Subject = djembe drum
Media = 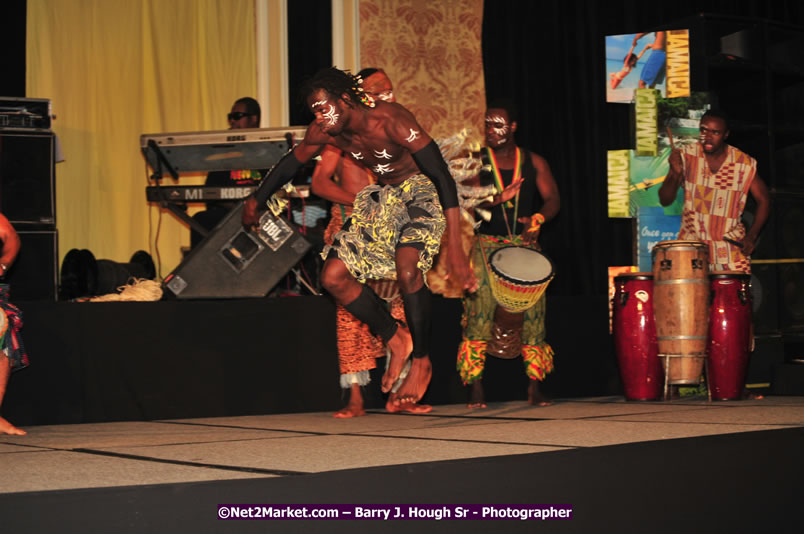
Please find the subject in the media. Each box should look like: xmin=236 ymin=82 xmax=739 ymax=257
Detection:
xmin=652 ymin=240 xmax=710 ymax=389
xmin=612 ymin=273 xmax=663 ymax=400
xmin=706 ymin=271 xmax=752 ymax=400
xmin=484 ymin=246 xmax=554 ymax=359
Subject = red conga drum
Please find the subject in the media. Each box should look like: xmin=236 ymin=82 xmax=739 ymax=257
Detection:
xmin=707 ymin=271 xmax=752 ymax=400
xmin=612 ymin=273 xmax=663 ymax=400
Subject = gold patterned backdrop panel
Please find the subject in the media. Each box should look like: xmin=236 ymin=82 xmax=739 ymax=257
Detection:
xmin=359 ymin=0 xmax=486 ymax=145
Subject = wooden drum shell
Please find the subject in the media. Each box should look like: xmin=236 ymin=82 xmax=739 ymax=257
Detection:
xmin=652 ymin=241 xmax=710 ymax=385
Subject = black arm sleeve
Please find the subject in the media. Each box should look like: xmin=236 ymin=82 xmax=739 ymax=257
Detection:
xmin=411 ymin=140 xmax=459 ymax=210
xmin=252 ymin=150 xmax=305 ymax=205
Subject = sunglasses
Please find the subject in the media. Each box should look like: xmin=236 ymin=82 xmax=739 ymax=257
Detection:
xmin=227 ymin=111 xmax=254 ymax=121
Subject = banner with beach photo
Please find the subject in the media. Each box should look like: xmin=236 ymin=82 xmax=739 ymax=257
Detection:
xmin=606 ymin=29 xmax=690 ymax=104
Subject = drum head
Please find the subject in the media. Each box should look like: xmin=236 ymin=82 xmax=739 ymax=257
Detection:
xmin=488 ymin=246 xmax=553 ymax=286
xmin=652 ymin=240 xmax=708 ymax=253
xmin=709 ymin=271 xmax=751 ymax=281
xmin=614 ymin=272 xmax=653 ymax=282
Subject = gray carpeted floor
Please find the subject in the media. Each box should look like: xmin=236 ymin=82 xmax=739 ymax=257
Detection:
xmin=2 ymin=395 xmax=802 ymax=495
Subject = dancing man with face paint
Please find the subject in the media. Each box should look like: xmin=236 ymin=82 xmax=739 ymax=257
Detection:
xmin=659 ymin=109 xmax=770 ymax=272
xmin=310 ymin=68 xmax=431 ymax=416
xmin=457 ymin=100 xmax=560 ymax=408
xmin=243 ymin=67 xmax=476 ymax=405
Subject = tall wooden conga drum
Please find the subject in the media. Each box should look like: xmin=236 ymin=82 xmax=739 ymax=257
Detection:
xmin=612 ymin=273 xmax=663 ymax=400
xmin=652 ymin=241 xmax=709 ymax=386
xmin=707 ymin=272 xmax=752 ymax=400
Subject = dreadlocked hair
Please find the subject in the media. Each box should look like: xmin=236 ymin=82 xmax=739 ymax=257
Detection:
xmin=299 ymin=67 xmax=375 ymax=109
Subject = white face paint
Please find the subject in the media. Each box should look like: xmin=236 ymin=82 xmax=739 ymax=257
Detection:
xmin=323 ymin=104 xmax=340 ymax=127
xmin=373 ymin=164 xmax=394 ymax=175
xmin=405 ymin=129 xmax=420 ymax=143
xmin=485 ymin=113 xmax=512 ymax=147
xmin=351 ymin=152 xmax=364 ymax=160
xmin=486 ymin=115 xmax=509 ymax=137
xmin=312 ymin=99 xmax=328 ymax=108
xmin=375 ymin=90 xmax=394 ymax=102
xmin=374 ymin=149 xmax=393 ymax=160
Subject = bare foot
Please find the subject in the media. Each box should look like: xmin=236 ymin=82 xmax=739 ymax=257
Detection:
xmin=333 ymin=405 xmax=366 ymax=418
xmin=527 ymin=381 xmax=552 ymax=406
xmin=386 ymin=393 xmax=432 ymax=413
xmin=0 ymin=416 xmax=26 ymax=435
xmin=392 ymin=356 xmax=432 ymax=404
xmin=334 ymin=384 xmax=366 ymax=418
xmin=467 ymin=380 xmax=487 ymax=409
xmin=381 ymin=322 xmax=413 ymax=393
xmin=743 ymin=388 xmax=764 ymax=400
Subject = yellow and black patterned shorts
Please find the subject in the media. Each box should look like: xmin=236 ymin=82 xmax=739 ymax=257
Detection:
xmin=321 ymin=174 xmax=446 ymax=281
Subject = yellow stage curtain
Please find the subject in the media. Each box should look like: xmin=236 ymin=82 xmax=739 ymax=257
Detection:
xmin=359 ymin=0 xmax=486 ymax=145
xmin=27 ymin=0 xmax=257 ymax=277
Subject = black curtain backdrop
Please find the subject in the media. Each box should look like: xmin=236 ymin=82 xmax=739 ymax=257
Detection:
xmin=482 ymin=0 xmax=804 ymax=297
xmin=6 ymin=0 xmax=804 ymax=297
xmin=1 ymin=0 xmax=26 ymax=97
xmin=288 ymin=0 xmax=332 ymax=126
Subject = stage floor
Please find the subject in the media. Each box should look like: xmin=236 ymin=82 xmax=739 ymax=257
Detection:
xmin=3 ymin=395 xmax=802 ymax=494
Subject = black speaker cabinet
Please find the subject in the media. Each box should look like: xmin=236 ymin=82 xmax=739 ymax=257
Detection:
xmin=4 ymin=229 xmax=58 ymax=301
xmin=163 ymin=202 xmax=311 ymax=299
xmin=0 ymin=130 xmax=56 ymax=227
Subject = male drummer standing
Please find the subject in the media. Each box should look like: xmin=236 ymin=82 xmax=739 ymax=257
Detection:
xmin=456 ymin=100 xmax=560 ymax=408
xmin=659 ymin=109 xmax=771 ymax=272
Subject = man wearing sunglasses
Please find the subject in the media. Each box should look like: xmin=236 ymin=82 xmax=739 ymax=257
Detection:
xmin=190 ymin=97 xmax=265 ymax=249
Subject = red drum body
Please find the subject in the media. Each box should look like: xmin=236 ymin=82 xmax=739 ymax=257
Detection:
xmin=707 ymin=272 xmax=752 ymax=400
xmin=612 ymin=273 xmax=663 ymax=400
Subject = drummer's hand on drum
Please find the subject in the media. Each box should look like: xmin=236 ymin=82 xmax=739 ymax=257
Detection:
xmin=517 ymin=217 xmax=541 ymax=249
xmin=518 ymin=213 xmax=544 ymax=249
xmin=242 ymin=196 xmax=261 ymax=230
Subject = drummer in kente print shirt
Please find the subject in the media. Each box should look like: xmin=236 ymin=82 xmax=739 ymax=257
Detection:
xmin=456 ymin=99 xmax=560 ymax=409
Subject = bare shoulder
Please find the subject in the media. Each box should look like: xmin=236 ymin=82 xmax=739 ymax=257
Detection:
xmin=529 ymin=151 xmax=552 ymax=172
xmin=0 ymin=213 xmax=16 ymax=238
xmin=376 ymin=102 xmax=431 ymax=151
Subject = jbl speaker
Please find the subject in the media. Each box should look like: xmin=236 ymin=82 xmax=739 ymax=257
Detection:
xmin=0 ymin=130 xmax=56 ymax=227
xmin=163 ymin=202 xmax=311 ymax=299
xmin=4 ymin=229 xmax=59 ymax=301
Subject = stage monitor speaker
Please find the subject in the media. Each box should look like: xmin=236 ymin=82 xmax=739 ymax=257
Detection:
xmin=720 ymin=29 xmax=760 ymax=62
xmin=0 ymin=130 xmax=56 ymax=227
xmin=4 ymin=229 xmax=58 ymax=301
xmin=163 ymin=202 xmax=311 ymax=299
